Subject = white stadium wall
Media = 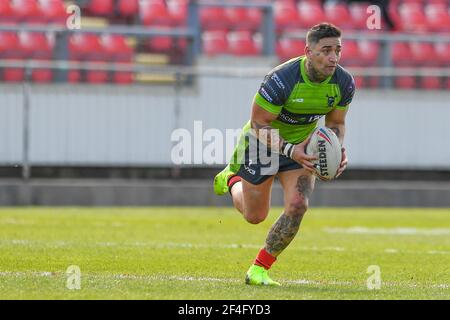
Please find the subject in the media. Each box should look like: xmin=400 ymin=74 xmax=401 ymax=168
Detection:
xmin=0 ymin=80 xmax=449 ymax=170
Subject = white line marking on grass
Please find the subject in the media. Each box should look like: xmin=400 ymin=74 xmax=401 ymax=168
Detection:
xmin=324 ymin=227 xmax=450 ymax=236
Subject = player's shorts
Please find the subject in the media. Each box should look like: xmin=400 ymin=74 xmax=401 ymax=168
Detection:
xmin=234 ymin=128 xmax=302 ymax=185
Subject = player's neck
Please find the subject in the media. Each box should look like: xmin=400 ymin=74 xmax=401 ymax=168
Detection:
xmin=305 ymin=59 xmax=327 ymax=83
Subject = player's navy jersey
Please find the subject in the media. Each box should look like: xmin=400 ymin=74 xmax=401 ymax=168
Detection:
xmin=254 ymin=56 xmax=355 ymax=143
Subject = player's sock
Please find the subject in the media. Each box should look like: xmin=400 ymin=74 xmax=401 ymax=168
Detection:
xmin=227 ymin=175 xmax=241 ymax=194
xmin=254 ymin=248 xmax=276 ymax=270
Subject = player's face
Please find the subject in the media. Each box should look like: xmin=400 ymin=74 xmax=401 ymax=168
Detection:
xmin=306 ymin=37 xmax=342 ymax=78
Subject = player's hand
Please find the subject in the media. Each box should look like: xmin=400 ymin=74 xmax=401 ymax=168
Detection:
xmin=335 ymin=147 xmax=348 ymax=178
xmin=291 ymin=137 xmax=318 ymax=174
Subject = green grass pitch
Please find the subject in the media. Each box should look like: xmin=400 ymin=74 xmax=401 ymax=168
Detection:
xmin=0 ymin=207 xmax=449 ymax=300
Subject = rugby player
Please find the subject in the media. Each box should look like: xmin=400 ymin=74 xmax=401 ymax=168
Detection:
xmin=213 ymin=23 xmax=356 ymax=286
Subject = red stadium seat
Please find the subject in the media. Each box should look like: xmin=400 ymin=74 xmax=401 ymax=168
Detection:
xmin=398 ymin=3 xmax=428 ymax=32
xmin=199 ymin=7 xmax=227 ymax=31
xmin=323 ymin=2 xmax=353 ymax=30
xmin=0 ymin=32 xmax=20 ymax=58
xmin=202 ymin=30 xmax=228 ymax=56
xmin=68 ymin=70 xmax=81 ymax=83
xmin=409 ymin=42 xmax=437 ymax=66
xmin=167 ymin=0 xmax=188 ymax=26
xmin=32 ymin=69 xmax=53 ymax=83
xmin=274 ymin=0 xmax=300 ymax=32
xmin=69 ymin=33 xmax=104 ymax=61
xmin=348 ymin=2 xmax=370 ymax=30
xmin=224 ymin=5 xmax=260 ymax=31
xmin=113 ymin=71 xmax=134 ymax=84
xmin=228 ymin=31 xmax=259 ymax=56
xmin=118 ymin=0 xmax=139 ymax=17
xmin=0 ymin=0 xmax=14 ymax=23
xmin=86 ymin=70 xmax=109 ymax=83
xmin=354 ymin=76 xmax=365 ymax=89
xmin=101 ymin=34 xmax=133 ymax=62
xmin=425 ymin=3 xmax=450 ymax=33
xmin=339 ymin=40 xmax=360 ymax=66
xmin=395 ymin=76 xmax=416 ymax=89
xmin=148 ymin=35 xmax=173 ymax=53
xmin=88 ymin=0 xmax=114 ymax=16
xmin=3 ymin=65 xmax=25 ymax=82
xmin=39 ymin=0 xmax=67 ymax=24
xmin=358 ymin=40 xmax=380 ymax=66
xmin=18 ymin=32 xmax=53 ymax=59
xmin=276 ymin=38 xmax=305 ymax=62
xmin=140 ymin=0 xmax=172 ymax=26
xmin=419 ymin=76 xmax=441 ymax=90
xmin=11 ymin=0 xmax=42 ymax=23
xmin=434 ymin=43 xmax=450 ymax=66
xmin=297 ymin=1 xmax=326 ymax=29
xmin=391 ymin=42 xmax=413 ymax=66
xmin=446 ymin=77 xmax=450 ymax=90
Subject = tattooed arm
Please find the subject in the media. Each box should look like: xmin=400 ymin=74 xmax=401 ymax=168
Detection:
xmin=251 ymin=101 xmax=317 ymax=172
xmin=325 ymin=108 xmax=348 ymax=177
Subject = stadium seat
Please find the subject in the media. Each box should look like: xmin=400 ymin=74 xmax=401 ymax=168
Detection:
xmin=391 ymin=42 xmax=413 ymax=66
xmin=425 ymin=3 xmax=450 ymax=33
xmin=202 ymin=30 xmax=228 ymax=56
xmin=118 ymin=0 xmax=139 ymax=17
xmin=353 ymin=76 xmax=364 ymax=89
xmin=348 ymin=2 xmax=370 ymax=30
xmin=0 ymin=0 xmax=14 ymax=23
xmin=39 ymin=0 xmax=67 ymax=24
xmin=227 ymin=31 xmax=259 ymax=56
xmin=274 ymin=0 xmax=301 ymax=32
xmin=276 ymin=38 xmax=305 ymax=62
xmin=113 ymin=71 xmax=134 ymax=84
xmin=224 ymin=5 xmax=260 ymax=31
xmin=68 ymin=70 xmax=81 ymax=83
xmin=434 ymin=43 xmax=450 ymax=66
xmin=419 ymin=76 xmax=441 ymax=90
xmin=358 ymin=40 xmax=380 ymax=66
xmin=148 ymin=35 xmax=173 ymax=53
xmin=2 ymin=65 xmax=25 ymax=82
xmin=88 ymin=0 xmax=114 ymax=16
xmin=395 ymin=76 xmax=416 ymax=89
xmin=323 ymin=2 xmax=353 ymax=30
xmin=297 ymin=1 xmax=326 ymax=29
xmin=86 ymin=70 xmax=109 ymax=83
xmin=11 ymin=0 xmax=42 ymax=23
xmin=0 ymin=32 xmax=19 ymax=58
xmin=101 ymin=34 xmax=134 ymax=62
xmin=69 ymin=33 xmax=105 ymax=61
xmin=140 ymin=0 xmax=173 ymax=26
xmin=18 ymin=32 xmax=53 ymax=59
xmin=409 ymin=42 xmax=437 ymax=66
xmin=339 ymin=40 xmax=360 ymax=66
xmin=167 ymin=0 xmax=188 ymax=26
xmin=398 ymin=3 xmax=428 ymax=32
xmin=199 ymin=7 xmax=228 ymax=31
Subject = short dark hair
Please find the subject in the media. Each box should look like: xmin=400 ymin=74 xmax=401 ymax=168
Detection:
xmin=306 ymin=23 xmax=342 ymax=46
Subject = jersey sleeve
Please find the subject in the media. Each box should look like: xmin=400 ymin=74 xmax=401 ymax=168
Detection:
xmin=254 ymin=60 xmax=298 ymax=115
xmin=336 ymin=74 xmax=356 ymax=110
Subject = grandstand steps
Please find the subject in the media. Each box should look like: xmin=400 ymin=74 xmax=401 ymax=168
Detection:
xmin=134 ymin=73 xmax=176 ymax=84
xmin=135 ymin=53 xmax=170 ymax=66
xmin=80 ymin=17 xmax=109 ymax=28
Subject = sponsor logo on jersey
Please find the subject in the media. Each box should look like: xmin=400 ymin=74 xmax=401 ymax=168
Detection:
xmin=292 ymin=98 xmax=304 ymax=103
xmin=271 ymin=73 xmax=286 ymax=90
xmin=277 ymin=109 xmax=324 ymax=125
xmin=260 ymin=88 xmax=273 ymax=103
xmin=326 ymin=94 xmax=337 ymax=107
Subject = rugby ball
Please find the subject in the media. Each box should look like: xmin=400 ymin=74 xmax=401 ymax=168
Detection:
xmin=306 ymin=126 xmax=342 ymax=180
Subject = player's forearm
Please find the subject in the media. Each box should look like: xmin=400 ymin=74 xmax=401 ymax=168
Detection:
xmin=327 ymin=123 xmax=346 ymax=145
xmin=251 ymin=119 xmax=286 ymax=153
